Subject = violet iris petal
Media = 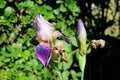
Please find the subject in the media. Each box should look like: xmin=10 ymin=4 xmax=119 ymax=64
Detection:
xmin=34 ymin=13 xmax=54 ymax=42
xmin=35 ymin=43 xmax=51 ymax=67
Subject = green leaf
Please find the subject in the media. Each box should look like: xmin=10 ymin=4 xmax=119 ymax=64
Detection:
xmin=22 ymin=50 xmax=30 ymax=60
xmin=70 ymin=36 xmax=78 ymax=47
xmin=0 ymin=62 xmax=4 ymax=67
xmin=63 ymin=41 xmax=72 ymax=52
xmin=53 ymin=9 xmax=60 ymax=15
xmin=0 ymin=33 xmax=7 ymax=45
xmin=32 ymin=59 xmax=38 ymax=68
xmin=55 ymin=21 xmax=67 ymax=30
xmin=8 ymin=0 xmax=13 ymax=2
xmin=21 ymin=15 xmax=31 ymax=24
xmin=1 ymin=46 xmax=6 ymax=54
xmin=76 ymin=72 xmax=82 ymax=77
xmin=31 ymin=4 xmax=40 ymax=16
xmin=62 ymin=70 xmax=70 ymax=80
xmin=62 ymin=28 xmax=74 ymax=36
xmin=0 ymin=0 xmax=6 ymax=8
xmin=4 ymin=6 xmax=15 ymax=17
xmin=60 ymin=5 xmax=67 ymax=12
xmin=76 ymin=50 xmax=86 ymax=72
xmin=70 ymin=70 xmax=78 ymax=80
xmin=3 ymin=58 xmax=10 ymax=62
xmin=55 ymin=67 xmax=62 ymax=80
xmin=23 ymin=1 xmax=34 ymax=8
xmin=27 ymin=28 xmax=35 ymax=37
xmin=86 ymin=45 xmax=92 ymax=54
xmin=76 ymin=50 xmax=86 ymax=80
xmin=58 ymin=62 xmax=63 ymax=70
xmin=56 ymin=0 xmax=64 ymax=4
xmin=63 ymin=53 xmax=73 ymax=70
xmin=6 ymin=45 xmax=14 ymax=53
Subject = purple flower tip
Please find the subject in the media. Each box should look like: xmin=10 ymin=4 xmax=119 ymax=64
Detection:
xmin=55 ymin=31 xmax=71 ymax=44
xmin=35 ymin=43 xmax=51 ymax=67
xmin=76 ymin=19 xmax=86 ymax=38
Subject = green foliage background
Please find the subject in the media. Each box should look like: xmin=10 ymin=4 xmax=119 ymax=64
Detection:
xmin=0 ymin=0 xmax=120 ymax=80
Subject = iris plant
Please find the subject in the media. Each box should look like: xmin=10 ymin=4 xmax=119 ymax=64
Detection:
xmin=76 ymin=19 xmax=105 ymax=80
xmin=30 ymin=13 xmax=105 ymax=80
xmin=76 ymin=19 xmax=87 ymax=80
xmin=30 ymin=14 xmax=71 ymax=67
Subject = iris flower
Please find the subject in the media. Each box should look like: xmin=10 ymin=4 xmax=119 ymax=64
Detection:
xmin=30 ymin=14 xmax=71 ymax=67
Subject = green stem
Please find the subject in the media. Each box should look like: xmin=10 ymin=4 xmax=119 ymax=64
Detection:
xmin=81 ymin=71 xmax=84 ymax=80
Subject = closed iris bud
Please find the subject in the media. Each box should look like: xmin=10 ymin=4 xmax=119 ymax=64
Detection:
xmin=76 ymin=19 xmax=87 ymax=55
